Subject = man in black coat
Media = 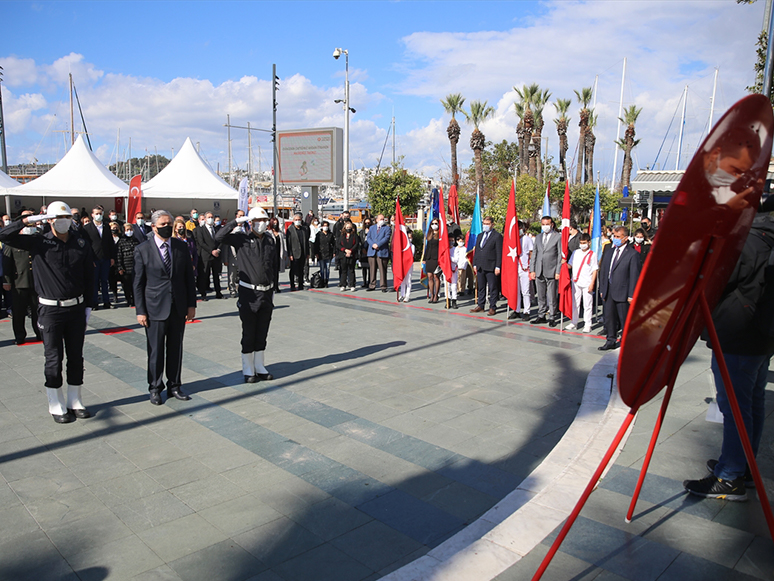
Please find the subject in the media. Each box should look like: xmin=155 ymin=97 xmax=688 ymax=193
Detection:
xmin=131 ymin=211 xmax=151 ymax=244
xmin=193 ymin=211 xmax=223 ymax=300
xmin=82 ymin=205 xmax=116 ymax=309
xmin=2 ymin=210 xmax=41 ymax=344
xmin=133 ymin=210 xmax=197 ymax=405
xmin=471 ymin=215 xmax=503 ymax=316
xmin=598 ymin=225 xmax=641 ymax=350
xmin=286 ymin=212 xmax=309 ymax=291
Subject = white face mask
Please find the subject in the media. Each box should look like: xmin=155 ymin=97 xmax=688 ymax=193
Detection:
xmin=254 ymin=221 xmax=268 ymax=234
xmin=634 ymin=237 xmax=644 ymax=244
xmin=322 ymin=226 xmax=329 ymax=231
xmin=93 ymin=214 xmax=103 ymax=223
xmin=294 ymin=220 xmax=302 ymax=227
xmin=541 ymin=224 xmax=551 ymax=234
xmin=580 ymin=243 xmax=589 ymax=251
xmin=482 ymin=224 xmax=491 ymax=233
xmin=53 ymin=218 xmax=71 ymax=234
xmin=707 ymin=167 xmax=737 ymax=188
xmin=457 ymin=241 xmax=465 ymax=247
xmin=109 ymin=215 xmax=117 ymax=221
xmin=377 ymin=220 xmax=385 ymax=227
xmin=431 ymin=224 xmax=439 ymax=231
xmin=3 ymin=219 xmax=10 ymax=226
xmin=206 ymin=217 xmax=214 ymax=226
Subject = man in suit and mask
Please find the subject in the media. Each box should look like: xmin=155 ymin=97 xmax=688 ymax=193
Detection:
xmin=133 ymin=210 xmax=197 ymax=405
xmin=131 ymin=211 xmax=151 ymax=244
xmin=286 ymin=212 xmax=310 ymax=291
xmin=530 ymin=215 xmax=563 ymax=327
xmin=597 ymin=225 xmax=640 ymax=350
xmin=82 ymin=205 xmax=116 ymax=309
xmin=194 ymin=211 xmax=223 ymax=300
xmin=470 ymin=215 xmax=503 ymax=316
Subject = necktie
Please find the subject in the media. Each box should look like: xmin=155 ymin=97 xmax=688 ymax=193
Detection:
xmin=481 ymin=232 xmax=489 ymax=247
xmin=543 ymin=233 xmax=548 ymax=246
xmin=609 ymin=247 xmax=621 ymax=279
xmin=162 ymin=242 xmax=171 ymax=275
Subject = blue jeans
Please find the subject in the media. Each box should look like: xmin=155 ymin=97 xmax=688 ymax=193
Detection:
xmin=94 ymin=258 xmax=112 ymax=306
xmin=319 ymin=259 xmax=331 ymax=282
xmin=711 ymin=352 xmax=769 ymax=481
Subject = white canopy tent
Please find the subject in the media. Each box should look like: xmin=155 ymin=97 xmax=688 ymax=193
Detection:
xmin=141 ymin=137 xmax=239 ymax=219
xmin=0 ymin=170 xmax=20 ymax=215
xmin=0 ymin=135 xmax=128 ymax=217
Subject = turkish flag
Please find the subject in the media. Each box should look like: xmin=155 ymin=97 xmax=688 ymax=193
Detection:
xmin=447 ymin=184 xmax=460 ymax=225
xmin=128 ymin=175 xmax=142 ymax=219
xmin=392 ymin=198 xmax=415 ymax=292
xmin=437 ymin=186 xmax=452 ymax=280
xmin=559 ymin=181 xmax=574 ymax=319
xmin=501 ymin=178 xmax=521 ymax=311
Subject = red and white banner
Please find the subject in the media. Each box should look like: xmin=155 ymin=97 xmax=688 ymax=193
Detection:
xmin=392 ymin=198 xmax=415 ymax=292
xmin=559 ymin=181 xmax=574 ymax=320
xmin=437 ymin=186 xmax=452 ymax=280
xmin=447 ymin=184 xmax=460 ymax=225
xmin=501 ymin=178 xmax=521 ymax=311
xmin=128 ymin=175 xmax=142 ymax=219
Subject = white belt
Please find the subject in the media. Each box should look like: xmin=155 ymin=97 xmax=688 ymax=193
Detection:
xmin=39 ymin=295 xmax=84 ymax=307
xmin=239 ymin=281 xmax=273 ymax=292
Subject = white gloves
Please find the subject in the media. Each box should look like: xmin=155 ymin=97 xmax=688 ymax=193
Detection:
xmin=235 ymin=216 xmax=250 ymax=224
xmin=26 ymin=214 xmax=53 ymax=224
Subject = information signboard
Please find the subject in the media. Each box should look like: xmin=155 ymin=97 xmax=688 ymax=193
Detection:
xmin=277 ymin=127 xmax=343 ymax=186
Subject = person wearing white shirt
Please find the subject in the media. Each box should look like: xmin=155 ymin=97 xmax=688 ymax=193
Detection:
xmin=446 ymin=236 xmax=468 ymax=309
xmin=567 ymin=233 xmax=599 ymax=332
xmin=512 ymin=223 xmax=533 ymax=320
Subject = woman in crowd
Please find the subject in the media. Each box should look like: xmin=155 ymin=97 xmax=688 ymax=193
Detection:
xmin=173 ymin=216 xmax=198 ymax=279
xmin=337 ymin=220 xmax=359 ymax=291
xmin=632 ymin=227 xmax=651 ymax=268
xmin=359 ymin=218 xmax=372 ymax=288
xmin=423 ymin=218 xmax=441 ymax=303
xmin=268 ymin=217 xmax=287 ymax=293
xmin=314 ymin=220 xmax=335 ymax=284
xmin=109 ymin=222 xmax=121 ymax=303
xmin=116 ymin=222 xmax=139 ymax=306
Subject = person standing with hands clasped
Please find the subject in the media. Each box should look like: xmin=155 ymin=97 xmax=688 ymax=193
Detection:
xmin=133 ymin=210 xmax=197 ymax=405
xmin=367 ymin=214 xmax=392 ymax=292
xmin=566 ymin=232 xmax=598 ymax=332
xmin=215 ymin=207 xmax=277 ymax=383
xmin=0 ymin=201 xmax=95 ymax=423
xmin=597 ymin=225 xmax=640 ymax=350
xmin=471 ymin=216 xmax=503 ymax=316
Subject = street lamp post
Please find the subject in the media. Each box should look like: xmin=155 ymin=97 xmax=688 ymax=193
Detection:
xmin=333 ymin=48 xmax=350 ymax=212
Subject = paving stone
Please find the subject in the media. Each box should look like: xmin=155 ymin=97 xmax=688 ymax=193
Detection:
xmin=167 ymin=540 xmax=265 ymax=581
xmin=272 ymin=542 xmax=374 ymax=581
xmin=198 ymin=494 xmax=284 ymax=536
xmin=67 ymin=534 xmax=164 ymax=581
xmin=112 ymin=490 xmax=195 ymax=532
xmin=233 ymin=515 xmax=325 ymax=568
xmin=137 ymin=513 xmax=227 ymax=562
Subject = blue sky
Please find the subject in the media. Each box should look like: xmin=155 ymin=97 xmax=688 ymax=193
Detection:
xmin=0 ymin=0 xmax=767 ymax=186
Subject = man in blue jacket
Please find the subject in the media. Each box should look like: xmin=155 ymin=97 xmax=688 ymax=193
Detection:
xmin=367 ymin=214 xmax=392 ymax=292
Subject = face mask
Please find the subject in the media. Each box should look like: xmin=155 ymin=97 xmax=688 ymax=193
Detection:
xmin=124 ymin=231 xmax=133 ymax=237
xmin=191 ymin=212 xmax=199 ymax=220
xmin=457 ymin=241 xmax=465 ymax=247
xmin=206 ymin=217 xmax=214 ymax=226
xmin=3 ymin=219 xmax=10 ymax=226
xmin=612 ymin=237 xmax=623 ymax=247
xmin=541 ymin=225 xmax=551 ymax=234
xmin=254 ymin=221 xmax=268 ymax=234
xmin=377 ymin=220 xmax=384 ymax=227
xmin=109 ymin=215 xmax=117 ymax=221
xmin=707 ymin=167 xmax=737 ymax=188
xmin=53 ymin=218 xmax=71 ymax=234
xmin=93 ymin=214 xmax=103 ymax=223
xmin=215 ymin=220 xmax=221 ymax=227
xmin=322 ymin=226 xmax=329 ymax=231
xmin=431 ymin=224 xmax=439 ymax=231
xmin=176 ymin=227 xmax=185 ymax=235
xmin=156 ymin=225 xmax=173 ymax=239
xmin=198 ymin=220 xmax=205 ymax=227
xmin=345 ymin=227 xmax=352 ymax=232
xmin=482 ymin=224 xmax=491 ymax=233
xmin=73 ymin=214 xmax=80 ymax=222
xmin=580 ymin=244 xmax=589 ymax=251
xmin=136 ymin=218 xmax=144 ymax=227
xmin=634 ymin=237 xmax=644 ymax=244
xmin=294 ymin=220 xmax=302 ymax=227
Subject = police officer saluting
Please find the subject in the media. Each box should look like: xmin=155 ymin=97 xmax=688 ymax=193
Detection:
xmin=214 ymin=206 xmax=277 ymax=382
xmin=0 ymin=201 xmax=95 ymax=423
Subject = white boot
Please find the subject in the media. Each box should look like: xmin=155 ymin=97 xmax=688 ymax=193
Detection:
xmin=66 ymin=384 xmax=90 ymax=418
xmin=46 ymin=388 xmax=73 ymax=423
xmin=253 ymin=351 xmax=273 ymax=380
xmin=242 ymin=353 xmax=257 ymax=383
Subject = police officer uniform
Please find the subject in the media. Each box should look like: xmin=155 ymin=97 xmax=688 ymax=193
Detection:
xmin=0 ymin=201 xmax=95 ymax=423
xmin=214 ymin=207 xmax=277 ymax=382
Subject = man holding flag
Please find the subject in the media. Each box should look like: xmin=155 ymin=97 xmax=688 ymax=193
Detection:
xmin=392 ymin=198 xmax=415 ymax=303
xmin=437 ymin=187 xmax=453 ymax=307
xmin=558 ymin=182 xmax=574 ymax=328
xmin=501 ymin=179 xmax=521 ymax=319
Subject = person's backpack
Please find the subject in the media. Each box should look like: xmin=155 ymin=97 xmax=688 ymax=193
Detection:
xmin=310 ymin=272 xmax=326 ymax=288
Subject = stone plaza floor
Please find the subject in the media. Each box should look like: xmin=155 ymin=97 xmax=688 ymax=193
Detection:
xmin=0 ymin=267 xmax=771 ymax=581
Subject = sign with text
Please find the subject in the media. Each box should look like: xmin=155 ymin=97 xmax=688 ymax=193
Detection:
xmin=277 ymin=127 xmax=343 ymax=186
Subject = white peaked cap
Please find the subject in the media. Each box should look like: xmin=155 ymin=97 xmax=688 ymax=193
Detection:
xmin=46 ymin=201 xmax=72 ymax=218
xmin=248 ymin=206 xmax=269 ymax=221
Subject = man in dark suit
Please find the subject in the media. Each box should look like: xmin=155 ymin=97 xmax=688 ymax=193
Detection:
xmin=82 ymin=205 xmax=116 ymax=309
xmin=133 ymin=210 xmax=197 ymax=405
xmin=530 ymin=215 xmax=563 ymax=326
xmin=366 ymin=213 xmax=392 ymax=292
xmin=598 ymin=225 xmax=641 ymax=350
xmin=131 ymin=211 xmax=151 ymax=244
xmin=471 ymin=215 xmax=503 ymax=316
xmin=286 ymin=212 xmax=310 ymax=291
xmin=193 ymin=211 xmax=223 ymax=300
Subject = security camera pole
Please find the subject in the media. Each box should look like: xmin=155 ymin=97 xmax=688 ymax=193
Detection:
xmin=333 ymin=48 xmax=350 ymax=211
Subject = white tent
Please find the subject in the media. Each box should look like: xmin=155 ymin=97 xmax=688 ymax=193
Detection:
xmin=0 ymin=135 xmax=128 ymax=216
xmin=141 ymin=137 xmax=238 ymax=218
xmin=0 ymin=170 xmax=20 ymax=189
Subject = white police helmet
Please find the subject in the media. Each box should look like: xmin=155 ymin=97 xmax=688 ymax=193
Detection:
xmin=46 ymin=201 xmax=72 ymax=218
xmin=247 ymin=206 xmax=269 ymax=221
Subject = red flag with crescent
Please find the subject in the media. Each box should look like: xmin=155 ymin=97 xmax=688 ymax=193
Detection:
xmin=501 ymin=178 xmax=521 ymax=310
xmin=392 ymin=198 xmax=415 ymax=292
xmin=128 ymin=175 xmax=142 ymax=220
xmin=447 ymin=184 xmax=460 ymax=225
xmin=437 ymin=186 xmax=452 ymax=280
xmin=559 ymin=181 xmax=574 ymax=319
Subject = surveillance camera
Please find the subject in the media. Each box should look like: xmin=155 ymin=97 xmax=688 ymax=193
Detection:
xmin=333 ymin=48 xmax=341 ymax=59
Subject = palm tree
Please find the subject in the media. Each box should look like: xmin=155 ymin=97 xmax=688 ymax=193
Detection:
xmin=585 ymin=112 xmax=598 ymax=184
xmin=441 ymin=93 xmax=466 ymax=188
xmin=465 ymin=100 xmax=496 ymax=199
xmin=574 ymin=87 xmax=593 ymax=184
xmin=513 ymin=101 xmax=526 ymax=177
xmin=514 ymin=84 xmax=539 ymax=176
xmin=553 ymin=98 xmax=572 ymax=181
xmin=531 ymin=88 xmax=552 ymax=182
xmin=614 ymin=105 xmax=643 ymax=191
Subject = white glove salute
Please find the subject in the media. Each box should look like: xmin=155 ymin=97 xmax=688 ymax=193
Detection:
xmin=25 ymin=214 xmax=54 ymax=224
xmin=235 ymin=216 xmax=250 ymax=224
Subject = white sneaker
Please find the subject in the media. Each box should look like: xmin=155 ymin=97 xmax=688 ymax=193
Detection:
xmin=583 ymin=326 xmax=592 ymax=333
xmin=339 ymin=286 xmax=346 ymax=291
xmin=348 ymin=287 xmax=356 ymax=291
xmin=403 ymin=297 xmax=410 ymax=302
xmin=565 ymin=323 xmax=576 ymax=330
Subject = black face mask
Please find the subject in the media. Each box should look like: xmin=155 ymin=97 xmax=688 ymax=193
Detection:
xmin=156 ymin=225 xmax=173 ymax=239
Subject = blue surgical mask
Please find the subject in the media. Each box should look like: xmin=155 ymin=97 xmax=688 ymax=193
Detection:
xmin=482 ymin=224 xmax=491 ymax=233
xmin=612 ymin=237 xmax=623 ymax=247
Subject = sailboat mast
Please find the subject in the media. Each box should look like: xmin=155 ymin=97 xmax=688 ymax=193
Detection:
xmin=611 ymin=57 xmax=626 ymax=191
xmin=69 ymin=73 xmax=75 ymax=146
xmin=676 ymin=86 xmax=688 ymax=170
xmin=391 ymin=113 xmax=395 ymax=166
xmin=708 ymin=68 xmax=718 ymax=130
xmin=227 ymin=114 xmax=233 ymax=187
xmin=247 ymin=121 xmax=253 ymax=196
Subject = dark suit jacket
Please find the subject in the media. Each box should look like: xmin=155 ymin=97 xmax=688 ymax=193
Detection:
xmin=133 ymin=236 xmax=197 ymax=321
xmin=194 ymin=225 xmax=221 ymax=265
xmin=286 ymin=224 xmax=309 ymax=260
xmin=83 ymin=221 xmax=116 ymax=261
xmin=598 ymin=242 xmax=641 ymax=303
xmin=530 ymin=230 xmax=562 ymax=277
xmin=472 ymin=230 xmax=503 ymax=271
xmin=131 ymin=223 xmax=150 ymax=245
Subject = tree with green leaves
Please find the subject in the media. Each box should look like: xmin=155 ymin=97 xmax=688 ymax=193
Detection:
xmin=614 ymin=105 xmax=642 ymax=192
xmin=553 ymin=98 xmax=572 ymax=181
xmin=570 ymin=182 xmax=622 ymax=224
xmin=574 ymin=86 xmax=593 ymax=184
xmin=441 ymin=93 xmax=466 ymax=188
xmin=366 ymin=162 xmax=424 ymax=218
xmin=532 ymin=87 xmax=552 ymax=183
xmin=465 ymin=100 xmax=496 ymax=200
xmin=514 ymin=84 xmax=539 ymax=176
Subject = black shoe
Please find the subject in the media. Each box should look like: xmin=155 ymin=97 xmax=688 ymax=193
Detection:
xmin=598 ymin=342 xmax=618 ymax=351
xmin=169 ymin=388 xmax=191 ymax=401
xmin=149 ymin=391 xmax=163 ymax=405
xmin=683 ymin=474 xmax=747 ymax=501
xmin=244 ymin=375 xmax=258 ymax=384
xmin=366 ymin=287 xmax=375 ymax=292
xmin=106 ymin=303 xmax=116 ymax=310
xmin=51 ymin=411 xmax=76 ymax=424
xmin=15 ymin=338 xmax=26 ymax=345
xmin=274 ymin=288 xmax=281 ymax=293
xmin=67 ymin=408 xmax=91 ymax=419
xmin=451 ymin=300 xmax=458 ymax=309
xmin=255 ymin=372 xmax=274 ymax=381
xmin=548 ymin=319 xmax=557 ymax=328
xmin=215 ymin=294 xmax=224 ymax=300
xmin=201 ymin=296 xmax=209 ymax=302
xmin=706 ymin=459 xmax=754 ymax=488
xmin=507 ymin=311 xmax=519 ymax=320
xmin=531 ymin=316 xmax=547 ymax=325
xmin=382 ymin=288 xmax=388 ymax=293
xmin=521 ymin=313 xmax=531 ymax=320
